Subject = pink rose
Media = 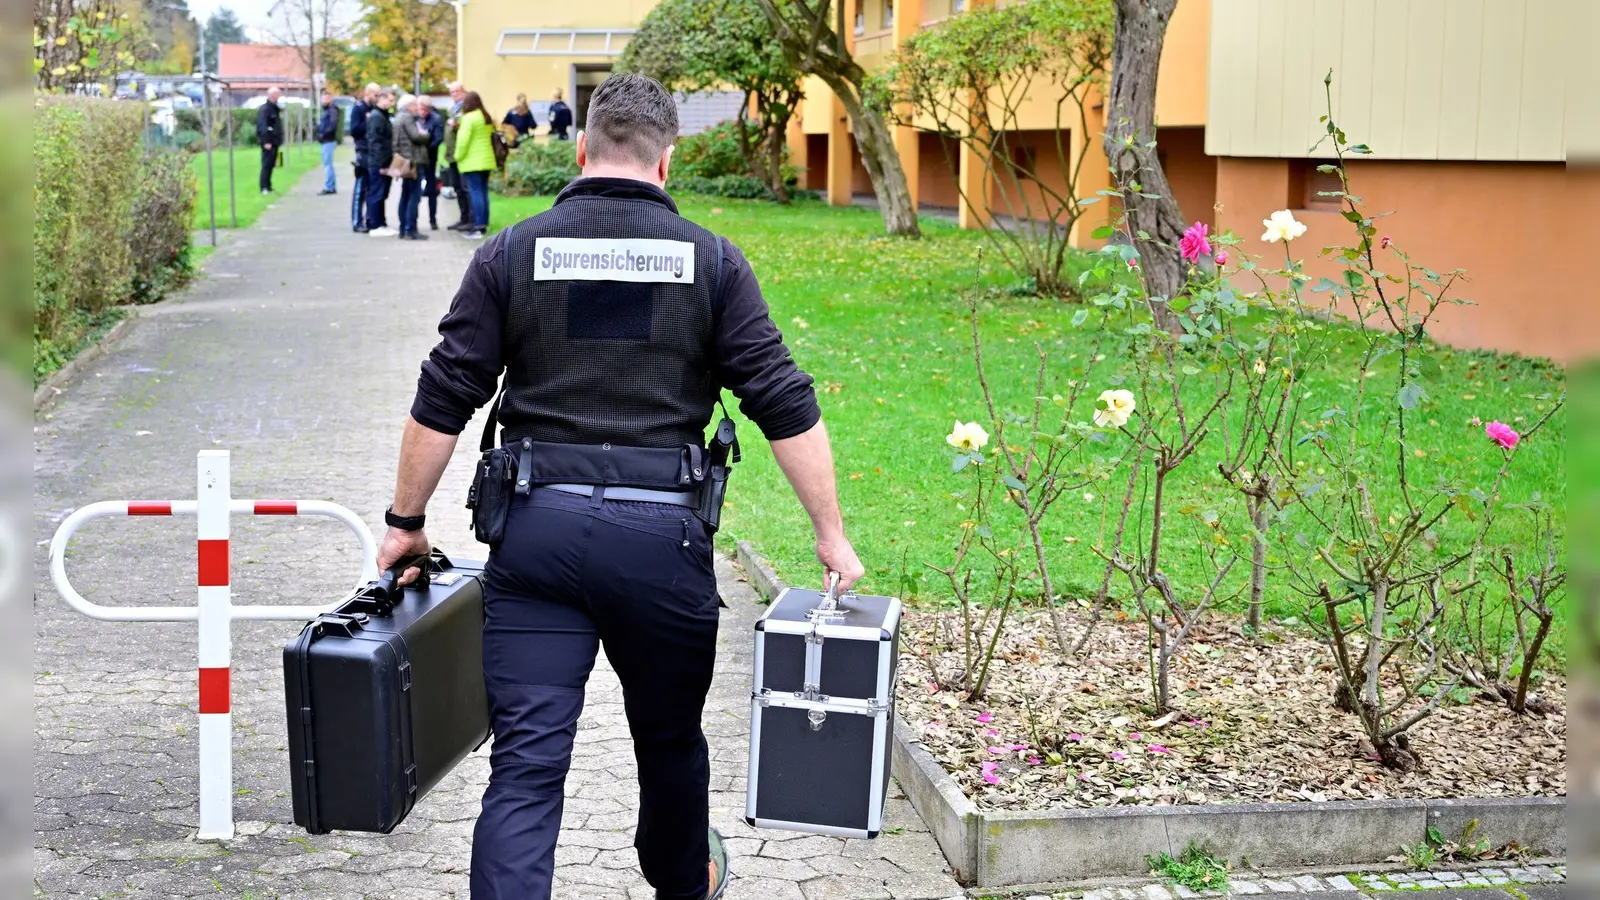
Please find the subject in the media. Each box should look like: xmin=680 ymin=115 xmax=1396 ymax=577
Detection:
xmin=1380 ymin=235 xmax=1392 ymax=249
xmin=1179 ymin=222 xmax=1212 ymax=264
xmin=1485 ymin=421 xmax=1520 ymax=450
xmin=1214 ymin=250 xmax=1228 ymax=266
xmin=1126 ymin=256 xmax=1139 ymax=269
xmin=980 ymin=761 xmax=1001 ymax=785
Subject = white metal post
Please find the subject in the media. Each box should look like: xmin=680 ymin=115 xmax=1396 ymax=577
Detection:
xmin=196 ymin=450 xmax=233 ymax=840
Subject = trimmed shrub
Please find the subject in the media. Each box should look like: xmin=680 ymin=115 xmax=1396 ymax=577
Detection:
xmin=34 ymin=95 xmax=197 ymax=382
xmin=669 ymin=174 xmax=772 ymax=199
xmin=500 ymin=141 xmax=580 ymax=196
xmin=128 ymin=149 xmax=197 ymax=304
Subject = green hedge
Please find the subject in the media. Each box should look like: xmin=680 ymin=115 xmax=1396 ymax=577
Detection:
xmin=34 ymin=95 xmax=197 ymax=383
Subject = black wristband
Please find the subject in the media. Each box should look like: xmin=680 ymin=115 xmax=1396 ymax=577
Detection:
xmin=385 ymin=506 xmax=426 ymax=531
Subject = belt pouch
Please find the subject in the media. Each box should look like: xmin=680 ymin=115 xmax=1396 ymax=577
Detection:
xmin=466 ymin=447 xmax=515 ymax=544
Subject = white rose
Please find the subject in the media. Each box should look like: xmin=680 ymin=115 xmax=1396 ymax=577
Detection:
xmin=946 ymin=420 xmax=990 ymax=451
xmin=1093 ymin=389 xmax=1136 ymax=429
xmin=1261 ymin=209 xmax=1307 ymax=243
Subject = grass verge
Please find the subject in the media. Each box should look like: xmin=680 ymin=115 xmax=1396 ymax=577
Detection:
xmin=487 ymin=192 xmax=1566 ymax=642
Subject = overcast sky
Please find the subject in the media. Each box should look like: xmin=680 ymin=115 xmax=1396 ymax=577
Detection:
xmin=189 ymin=0 xmax=364 ymax=44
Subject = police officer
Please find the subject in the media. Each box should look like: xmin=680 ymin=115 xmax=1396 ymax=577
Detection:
xmin=377 ymin=72 xmax=864 ymax=900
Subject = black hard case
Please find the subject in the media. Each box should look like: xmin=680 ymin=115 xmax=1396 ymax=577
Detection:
xmin=747 ymin=586 xmax=901 ymax=838
xmin=283 ymin=553 xmax=489 ymax=834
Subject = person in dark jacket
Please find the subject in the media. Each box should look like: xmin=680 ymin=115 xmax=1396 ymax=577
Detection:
xmin=256 ymin=86 xmax=284 ymax=194
xmin=502 ymin=93 xmax=535 ymax=145
xmin=316 ymin=90 xmax=340 ymax=195
xmin=417 ymin=99 xmax=445 ymax=230
xmin=548 ymin=87 xmax=572 ymax=140
xmin=349 ymin=83 xmax=378 ymax=231
xmin=360 ymin=88 xmax=397 ymax=235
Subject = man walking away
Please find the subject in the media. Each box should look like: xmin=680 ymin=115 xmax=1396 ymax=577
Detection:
xmin=350 ymin=83 xmax=379 ymax=230
xmin=548 ymin=87 xmax=572 ymax=140
xmin=316 ymin=90 xmax=340 ymax=195
xmin=257 ymin=86 xmax=283 ymax=194
xmin=444 ymin=81 xmax=473 ymax=230
xmin=394 ymin=94 xmax=431 ymax=240
xmin=376 ymin=71 xmax=863 ymax=900
xmin=362 ymin=88 xmax=397 ymax=236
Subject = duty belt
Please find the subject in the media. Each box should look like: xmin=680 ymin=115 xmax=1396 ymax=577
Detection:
xmin=544 ymin=483 xmax=696 ymax=507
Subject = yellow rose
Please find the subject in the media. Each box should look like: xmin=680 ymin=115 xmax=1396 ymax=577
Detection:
xmin=945 ymin=420 xmax=990 ymax=452
xmin=1261 ymin=209 xmax=1307 ymax=244
xmin=1093 ymin=389 xmax=1136 ymax=429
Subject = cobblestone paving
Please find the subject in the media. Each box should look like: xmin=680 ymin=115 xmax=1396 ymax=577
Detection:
xmin=1013 ymin=864 xmax=1567 ymax=900
xmin=33 ymin=168 xmax=965 ymax=899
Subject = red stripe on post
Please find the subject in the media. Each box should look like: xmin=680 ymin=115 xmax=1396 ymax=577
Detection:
xmin=198 ymin=667 xmax=230 ymax=714
xmin=197 ymin=539 xmax=229 ymax=586
xmin=253 ymin=501 xmax=298 ymax=515
xmin=127 ymin=502 xmax=172 ymax=516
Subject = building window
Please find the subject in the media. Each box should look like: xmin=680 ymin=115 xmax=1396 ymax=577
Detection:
xmin=952 ymin=0 xmax=964 ymax=10
xmin=854 ymin=10 xmax=865 ymax=34
xmin=883 ymin=0 xmax=894 ymax=28
xmin=1289 ymin=159 xmax=1344 ymax=211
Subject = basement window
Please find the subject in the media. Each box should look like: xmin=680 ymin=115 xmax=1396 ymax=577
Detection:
xmin=855 ymin=11 xmax=865 ymax=34
xmin=1290 ymin=159 xmax=1345 ymax=211
xmin=884 ymin=0 xmax=895 ymax=28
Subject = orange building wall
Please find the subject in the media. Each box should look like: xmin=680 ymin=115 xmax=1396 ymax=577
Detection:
xmin=919 ymin=132 xmax=962 ymax=209
xmin=1158 ymin=126 xmax=1218 ymax=230
xmin=1215 ymin=158 xmax=1600 ymax=362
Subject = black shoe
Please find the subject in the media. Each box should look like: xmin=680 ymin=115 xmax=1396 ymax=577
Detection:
xmin=708 ymin=828 xmax=728 ymax=900
xmin=354 ymin=225 xmax=370 ymax=233
xmin=411 ymin=232 xmax=429 ymax=241
xmin=448 ymin=221 xmax=469 ymax=231
xmin=317 ymin=189 xmax=335 ymax=195
xmin=429 ymin=220 xmax=439 ymax=231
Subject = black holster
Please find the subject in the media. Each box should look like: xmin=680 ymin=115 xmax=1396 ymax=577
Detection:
xmin=695 ymin=415 xmax=740 ymax=533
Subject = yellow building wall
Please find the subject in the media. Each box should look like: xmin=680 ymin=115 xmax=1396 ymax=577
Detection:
xmin=1206 ymin=0 xmax=1568 ymax=161
xmin=456 ymin=0 xmax=661 ymax=125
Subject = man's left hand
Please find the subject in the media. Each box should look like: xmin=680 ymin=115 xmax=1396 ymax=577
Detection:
xmin=377 ymin=526 xmax=431 ymax=586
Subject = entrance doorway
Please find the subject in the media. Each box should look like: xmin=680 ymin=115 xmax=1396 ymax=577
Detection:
xmin=572 ymin=65 xmax=611 ymax=131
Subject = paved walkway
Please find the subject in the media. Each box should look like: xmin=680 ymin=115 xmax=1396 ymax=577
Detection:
xmin=33 ymin=166 xmax=964 ymax=898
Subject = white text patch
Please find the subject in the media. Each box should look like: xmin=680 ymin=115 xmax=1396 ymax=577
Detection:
xmin=534 ymin=237 xmax=695 ymax=284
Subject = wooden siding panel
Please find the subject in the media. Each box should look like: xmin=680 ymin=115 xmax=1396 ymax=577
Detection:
xmin=1399 ymin=0 xmax=1444 ymax=158
xmin=1516 ymin=0 xmax=1565 ymax=160
xmin=1208 ymin=0 xmax=1562 ymax=162
xmin=1437 ymin=0 xmax=1484 ymax=160
xmin=1473 ymin=0 xmax=1525 ymax=160
xmin=1252 ymin=0 xmax=1287 ymax=154
xmin=1305 ymin=0 xmax=1345 ymax=157
xmin=1365 ymin=0 xmax=1408 ymax=158
xmin=1277 ymin=2 xmax=1318 ymax=157
xmin=1335 ymin=0 xmax=1376 ymax=156
xmin=1205 ymin=0 xmax=1258 ymax=157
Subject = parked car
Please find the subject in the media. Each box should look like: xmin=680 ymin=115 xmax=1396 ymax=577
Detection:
xmin=148 ymin=95 xmax=193 ymax=134
xmin=240 ymin=94 xmax=312 ymax=110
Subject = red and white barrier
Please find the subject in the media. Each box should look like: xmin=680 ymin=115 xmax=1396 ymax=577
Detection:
xmin=48 ymin=450 xmax=378 ymax=840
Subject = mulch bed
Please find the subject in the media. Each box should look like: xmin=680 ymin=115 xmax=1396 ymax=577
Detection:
xmin=894 ymin=607 xmax=1566 ymax=811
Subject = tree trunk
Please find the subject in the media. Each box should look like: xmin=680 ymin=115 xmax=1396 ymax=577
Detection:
xmin=1104 ymin=0 xmax=1186 ymax=334
xmin=822 ymin=72 xmax=920 ymax=236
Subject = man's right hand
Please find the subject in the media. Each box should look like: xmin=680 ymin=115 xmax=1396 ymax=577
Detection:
xmin=263 ymin=143 xmax=273 ymax=151
xmin=816 ymin=533 xmax=864 ymax=591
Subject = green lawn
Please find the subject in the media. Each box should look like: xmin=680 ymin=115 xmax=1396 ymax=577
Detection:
xmin=488 ymin=193 xmax=1566 ymax=633
xmin=189 ymin=142 xmax=322 ymax=233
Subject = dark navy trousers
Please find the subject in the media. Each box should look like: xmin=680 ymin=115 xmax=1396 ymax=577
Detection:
xmin=472 ymin=488 xmax=720 ymax=900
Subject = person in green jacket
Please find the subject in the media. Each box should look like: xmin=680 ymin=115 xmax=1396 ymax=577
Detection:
xmin=454 ymin=91 xmax=496 ymax=239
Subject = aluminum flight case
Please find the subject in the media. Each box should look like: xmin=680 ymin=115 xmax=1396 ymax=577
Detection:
xmin=283 ymin=550 xmax=489 ymax=834
xmin=747 ymin=580 xmax=901 ymax=838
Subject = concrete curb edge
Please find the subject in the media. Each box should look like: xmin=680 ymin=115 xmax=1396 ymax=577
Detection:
xmin=34 ymin=309 xmax=139 ymax=413
xmin=730 ymin=542 xmax=1567 ymax=889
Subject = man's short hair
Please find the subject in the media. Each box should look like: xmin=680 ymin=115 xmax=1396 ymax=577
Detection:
xmin=366 ymin=82 xmax=382 ymax=93
xmin=584 ymin=73 xmax=678 ymax=169
xmin=447 ymin=81 xmax=463 ymax=92
xmin=378 ymin=88 xmax=397 ymax=100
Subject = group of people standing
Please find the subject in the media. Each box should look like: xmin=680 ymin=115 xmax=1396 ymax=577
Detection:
xmin=317 ymin=82 xmax=498 ymax=240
